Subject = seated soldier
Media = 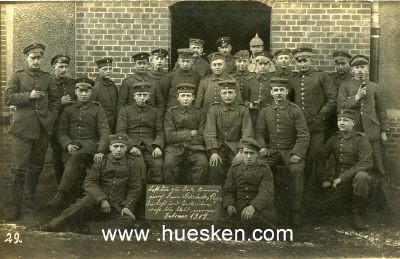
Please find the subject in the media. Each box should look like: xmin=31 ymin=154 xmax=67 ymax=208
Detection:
xmin=222 ymin=139 xmax=277 ymax=229
xmin=316 ymin=109 xmax=373 ymax=231
xmin=42 ymin=134 xmax=142 ymax=234
xmin=46 ymin=78 xmax=111 ymax=208
xmin=163 ymin=83 xmax=208 ymax=184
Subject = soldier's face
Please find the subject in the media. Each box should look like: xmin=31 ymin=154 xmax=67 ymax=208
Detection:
xmin=99 ymin=65 xmax=112 ymax=79
xmin=134 ymin=92 xmax=150 ymax=107
xmin=242 ymin=147 xmax=258 ymax=165
xmin=351 ymin=65 xmax=369 ymax=80
xmin=75 ymin=88 xmax=92 ymax=103
xmin=250 ymin=45 xmax=263 ymax=56
xmin=235 ymin=59 xmax=249 ymax=72
xmin=218 ymin=44 xmax=232 ymax=56
xmin=177 ymin=93 xmax=194 ymax=107
xmin=275 ymin=55 xmax=291 ymax=69
xmin=270 ymin=86 xmax=288 ymax=102
xmin=210 ymin=59 xmax=225 ymax=75
xmin=220 ymin=89 xmax=236 ymax=104
xmin=337 ymin=117 xmax=355 ymax=132
xmin=178 ymin=58 xmax=193 ymax=71
xmin=190 ymin=44 xmax=203 ymax=57
xmin=109 ymin=143 xmax=127 ymax=159
xmin=335 ymin=59 xmax=350 ymax=74
xmin=256 ymin=60 xmax=271 ymax=74
xmin=27 ymin=53 xmax=43 ymax=70
xmin=152 ymin=56 xmax=166 ymax=70
xmin=295 ymin=57 xmax=311 ymax=72
xmin=134 ymin=60 xmax=149 ymax=74
xmin=54 ymin=63 xmax=68 ymax=78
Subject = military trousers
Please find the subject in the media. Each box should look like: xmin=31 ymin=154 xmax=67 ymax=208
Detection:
xmin=12 ymin=125 xmax=50 ymax=200
xmin=49 ymin=130 xmax=64 ymax=185
xmin=49 ymin=195 xmax=134 ymax=233
xmin=260 ymin=149 xmax=305 ymax=211
xmin=138 ymin=147 xmax=163 ymax=184
xmin=319 ymin=171 xmax=372 ymax=214
xmin=163 ymin=146 xmax=208 ymax=184
xmin=208 ymin=144 xmax=236 ymax=186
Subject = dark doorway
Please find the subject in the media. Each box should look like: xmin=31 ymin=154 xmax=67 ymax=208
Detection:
xmin=170 ymin=1 xmax=272 ymax=66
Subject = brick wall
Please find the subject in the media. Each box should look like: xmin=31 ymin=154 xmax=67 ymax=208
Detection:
xmin=75 ymin=1 xmax=171 ymax=85
xmin=0 ymin=5 xmax=8 ymax=121
xmin=271 ymin=0 xmax=371 ymax=72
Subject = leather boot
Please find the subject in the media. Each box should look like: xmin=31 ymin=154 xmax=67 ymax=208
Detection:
xmin=24 ymin=171 xmax=43 ymax=211
xmin=4 ymin=173 xmax=25 ymax=220
xmin=352 ymin=196 xmax=368 ymax=231
xmin=45 ymin=191 xmax=66 ymax=209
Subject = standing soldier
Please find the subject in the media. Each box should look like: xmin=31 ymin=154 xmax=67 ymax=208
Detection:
xmin=244 ymin=51 xmax=275 ymax=127
xmin=42 ymin=134 xmax=143 ymax=234
xmin=204 ymin=80 xmax=254 ymax=185
xmin=163 ymin=83 xmax=208 ymax=184
xmin=50 ymin=54 xmax=76 ymax=185
xmin=118 ymin=52 xmax=164 ymax=112
xmin=158 ymin=48 xmax=202 ymax=109
xmin=46 ymin=78 xmax=111 ymax=209
xmin=248 ymin=33 xmax=264 ymax=73
xmin=3 ymin=43 xmax=60 ymax=219
xmin=189 ymin=38 xmax=210 ymax=77
xmin=229 ymin=50 xmax=257 ymax=96
xmin=93 ymin=57 xmax=118 ymax=133
xmin=195 ymin=52 xmax=240 ymax=112
xmin=148 ymin=48 xmax=169 ymax=80
xmin=337 ymin=55 xmax=392 ymax=213
xmin=288 ymin=47 xmax=337 ymax=203
xmin=255 ymin=77 xmax=310 ymax=227
xmin=317 ymin=110 xmax=373 ymax=230
xmin=216 ymin=36 xmax=236 ymax=74
xmin=272 ymin=49 xmax=295 ymax=80
xmin=222 ymin=139 xmax=278 ymax=229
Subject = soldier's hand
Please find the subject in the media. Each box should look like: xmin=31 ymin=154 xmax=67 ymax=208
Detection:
xmin=227 ymin=205 xmax=237 ymax=216
xmin=259 ymin=148 xmax=270 ymax=157
xmin=101 ymin=200 xmax=111 ymax=213
xmin=152 ymin=147 xmax=162 ymax=158
xmin=94 ymin=153 xmax=104 ymax=163
xmin=290 ymin=155 xmax=301 ymax=164
xmin=322 ymin=181 xmax=332 ymax=188
xmin=355 ymin=85 xmax=367 ymax=101
xmin=130 ymin=147 xmax=142 ymax=156
xmin=333 ymin=178 xmax=342 ymax=189
xmin=190 ymin=130 xmax=198 ymax=136
xmin=209 ymin=153 xmax=222 ymax=167
xmin=381 ymin=132 xmax=388 ymax=142
xmin=241 ymin=205 xmax=255 ymax=221
xmin=67 ymin=144 xmax=80 ymax=154
xmin=29 ymin=89 xmax=44 ymax=99
xmin=61 ymin=95 xmax=72 ymax=104
xmin=249 ymin=103 xmax=257 ymax=109
xmin=121 ymin=207 xmax=135 ymax=219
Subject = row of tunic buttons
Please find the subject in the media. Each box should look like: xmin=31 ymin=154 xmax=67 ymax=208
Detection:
xmin=300 ymin=75 xmax=306 ymax=110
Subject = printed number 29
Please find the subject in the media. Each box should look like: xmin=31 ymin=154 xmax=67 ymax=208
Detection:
xmin=4 ymin=233 xmax=22 ymax=244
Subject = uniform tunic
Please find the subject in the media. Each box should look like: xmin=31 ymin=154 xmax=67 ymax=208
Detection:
xmin=93 ymin=77 xmax=119 ymax=133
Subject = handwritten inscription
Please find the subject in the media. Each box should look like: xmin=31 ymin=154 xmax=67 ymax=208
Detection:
xmin=145 ymin=185 xmax=222 ymax=221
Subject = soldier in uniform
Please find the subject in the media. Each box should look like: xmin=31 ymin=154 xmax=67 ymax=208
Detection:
xmin=42 ymin=134 xmax=142 ymax=234
xmin=93 ymin=57 xmax=118 ymax=133
xmin=194 ymin=52 xmax=241 ymax=112
xmin=50 ymin=54 xmax=76 ymax=185
xmin=163 ymin=83 xmax=208 ymax=184
xmin=148 ymin=48 xmax=169 ymax=80
xmin=288 ymin=47 xmax=337 ymax=207
xmin=157 ymin=48 xmax=202 ymax=109
xmin=255 ymin=77 xmax=310 ymax=227
xmin=229 ymin=50 xmax=257 ymax=96
xmin=222 ymin=139 xmax=277 ymax=229
xmin=272 ymin=49 xmax=295 ymax=80
xmin=248 ymin=33 xmax=264 ymax=73
xmin=116 ymin=82 xmax=164 ymax=185
xmin=46 ymin=78 xmax=111 ymax=209
xmin=203 ymin=80 xmax=254 ymax=185
xmin=118 ymin=52 xmax=164 ymax=112
xmin=3 ymin=43 xmax=60 ymax=219
xmin=337 ymin=55 xmax=392 ymax=213
xmin=316 ymin=110 xmax=373 ymax=230
xmin=216 ymin=36 xmax=236 ymax=74
xmin=244 ymin=51 xmax=275 ymax=127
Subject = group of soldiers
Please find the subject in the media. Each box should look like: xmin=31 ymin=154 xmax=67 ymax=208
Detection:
xmin=2 ymin=33 xmax=393 ymax=233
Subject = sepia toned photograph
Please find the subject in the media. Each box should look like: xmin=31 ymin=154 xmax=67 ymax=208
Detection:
xmin=0 ymin=0 xmax=399 ymax=257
